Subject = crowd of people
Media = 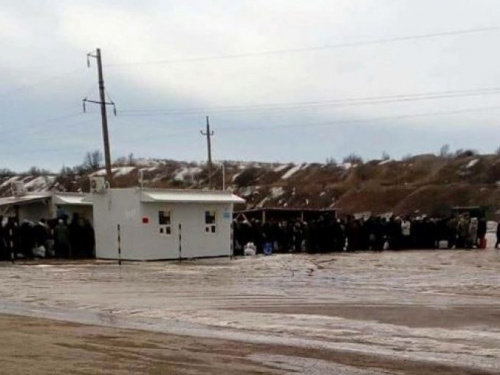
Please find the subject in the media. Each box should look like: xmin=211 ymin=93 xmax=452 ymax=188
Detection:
xmin=233 ymin=214 xmax=490 ymax=255
xmin=0 ymin=213 xmax=95 ymax=260
xmin=0 ymin=211 xmax=494 ymax=261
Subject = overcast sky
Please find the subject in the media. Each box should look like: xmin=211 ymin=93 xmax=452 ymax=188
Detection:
xmin=1 ymin=0 xmax=500 ymax=171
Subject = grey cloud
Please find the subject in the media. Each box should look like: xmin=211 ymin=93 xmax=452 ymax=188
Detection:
xmin=1 ymin=0 xmax=500 ymax=171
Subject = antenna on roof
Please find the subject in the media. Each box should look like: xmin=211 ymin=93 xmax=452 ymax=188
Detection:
xmin=11 ymin=181 xmax=26 ymax=197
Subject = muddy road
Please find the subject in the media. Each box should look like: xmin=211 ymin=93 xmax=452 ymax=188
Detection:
xmin=0 ymin=250 xmax=499 ymax=374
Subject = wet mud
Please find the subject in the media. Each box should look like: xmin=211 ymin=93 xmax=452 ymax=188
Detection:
xmin=0 ymin=250 xmax=499 ymax=374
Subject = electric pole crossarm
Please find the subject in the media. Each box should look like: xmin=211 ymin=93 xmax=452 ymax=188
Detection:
xmin=83 ymin=99 xmax=115 ymax=106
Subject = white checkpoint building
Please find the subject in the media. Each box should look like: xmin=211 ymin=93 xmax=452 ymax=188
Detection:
xmin=87 ymin=186 xmax=245 ymax=260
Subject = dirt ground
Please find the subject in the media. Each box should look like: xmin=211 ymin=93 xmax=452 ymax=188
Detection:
xmin=0 ymin=250 xmax=499 ymax=374
xmin=0 ymin=314 xmax=497 ymax=375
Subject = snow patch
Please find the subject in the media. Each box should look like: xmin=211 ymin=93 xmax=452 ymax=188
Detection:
xmin=174 ymin=167 xmax=202 ymax=181
xmin=273 ymin=164 xmax=290 ymax=173
xmin=134 ymin=158 xmax=160 ymax=167
xmin=239 ymin=186 xmax=256 ymax=197
xmin=92 ymin=169 xmax=106 ymax=176
xmin=92 ymin=167 xmax=136 ymax=177
xmin=256 ymin=197 xmax=269 ymax=208
xmin=24 ymin=176 xmax=56 ymax=191
xmin=379 ymin=159 xmax=391 ymax=166
xmin=270 ymin=187 xmax=284 ymax=199
xmin=0 ymin=176 xmax=20 ymax=189
xmin=232 ymin=172 xmax=242 ymax=182
xmin=139 ymin=167 xmax=159 ymax=173
xmin=466 ymin=159 xmax=479 ymax=169
xmin=114 ymin=166 xmax=136 ymax=176
xmin=342 ymin=162 xmax=358 ymax=170
xmin=281 ymin=164 xmax=303 ymax=179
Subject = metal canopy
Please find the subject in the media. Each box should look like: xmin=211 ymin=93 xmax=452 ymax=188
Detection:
xmin=0 ymin=193 xmax=52 ymax=208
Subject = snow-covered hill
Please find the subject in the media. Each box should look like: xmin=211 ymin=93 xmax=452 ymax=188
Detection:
xmin=3 ymin=153 xmax=500 ymax=217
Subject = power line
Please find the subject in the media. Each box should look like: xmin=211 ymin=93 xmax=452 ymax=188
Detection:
xmin=98 ymin=104 xmax=500 ymax=147
xmin=118 ymin=87 xmax=500 ymax=116
xmin=0 ymin=148 xmax=93 ymax=157
xmin=0 ymin=112 xmax=83 ymax=130
xmin=3 ymin=97 xmax=499 ymax=147
xmin=0 ymin=67 xmax=86 ymax=99
xmin=217 ymin=105 xmax=500 ymax=132
xmin=3 ymin=100 xmax=500 ymax=159
xmin=6 ymin=104 xmax=498 ymax=161
xmin=0 ymin=116 xmax=100 ymax=140
xmin=106 ymin=26 xmax=500 ymax=67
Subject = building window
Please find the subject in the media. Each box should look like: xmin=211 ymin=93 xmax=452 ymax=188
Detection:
xmin=158 ymin=211 xmax=172 ymax=235
xmin=205 ymin=210 xmax=216 ymax=233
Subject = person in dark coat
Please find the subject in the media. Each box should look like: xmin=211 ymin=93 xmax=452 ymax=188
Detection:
xmin=364 ymin=217 xmax=377 ymax=251
xmin=345 ymin=216 xmax=358 ymax=251
xmin=54 ymin=219 xmax=70 ymax=258
xmin=388 ymin=216 xmax=402 ymax=250
xmin=477 ymin=218 xmax=487 ymax=248
xmin=82 ymin=219 xmax=95 ymax=258
xmin=495 ymin=221 xmax=500 ymax=249
xmin=0 ymin=216 xmax=8 ymax=261
xmin=69 ymin=215 xmax=86 ymax=259
xmin=292 ymin=221 xmax=303 ymax=253
xmin=19 ymin=220 xmax=35 ymax=259
xmin=232 ymin=220 xmax=243 ymax=256
xmin=448 ymin=215 xmax=459 ymax=249
xmin=306 ymin=220 xmax=318 ymax=253
xmin=249 ymin=219 xmax=262 ymax=253
xmin=260 ymin=221 xmax=274 ymax=255
xmin=316 ymin=216 xmax=328 ymax=253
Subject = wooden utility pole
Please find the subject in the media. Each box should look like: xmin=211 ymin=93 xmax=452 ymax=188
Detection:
xmin=201 ymin=116 xmax=214 ymax=189
xmin=96 ymin=49 xmax=112 ymax=184
xmin=83 ymin=48 xmax=116 ymax=186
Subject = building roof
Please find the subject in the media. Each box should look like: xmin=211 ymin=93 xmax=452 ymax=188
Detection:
xmin=0 ymin=192 xmax=91 ymax=208
xmin=236 ymin=207 xmax=336 ymax=213
xmin=52 ymin=194 xmax=92 ymax=206
xmin=140 ymin=190 xmax=245 ymax=204
xmin=0 ymin=193 xmax=52 ymax=208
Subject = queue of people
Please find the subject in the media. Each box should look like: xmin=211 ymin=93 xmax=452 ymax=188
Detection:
xmin=0 ymin=213 xmax=95 ymax=260
xmin=0 ymin=211 xmax=493 ymax=260
xmin=233 ymin=214 xmax=489 ymax=255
